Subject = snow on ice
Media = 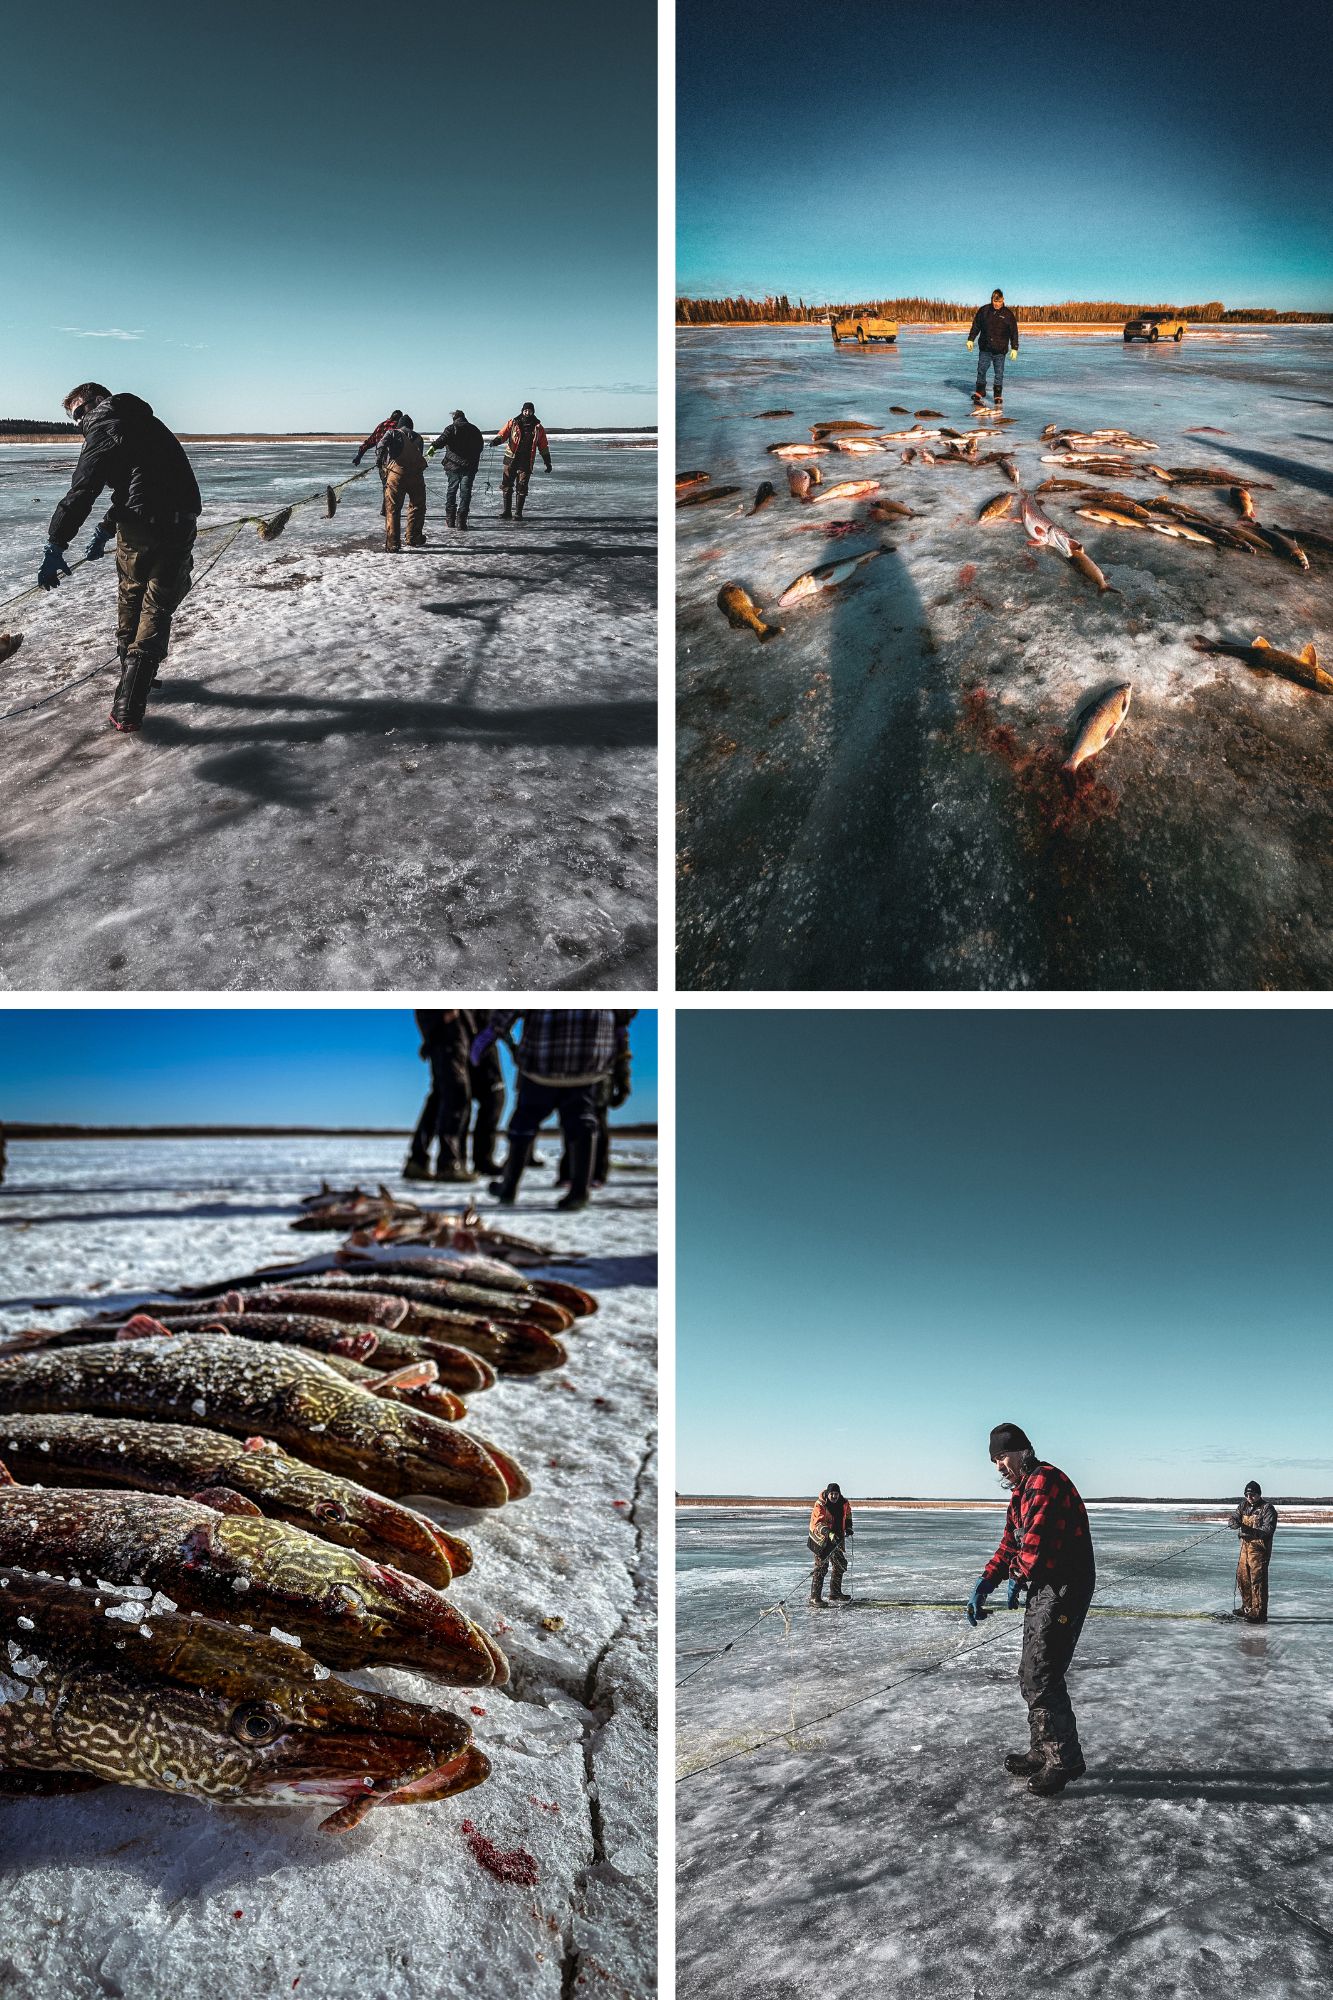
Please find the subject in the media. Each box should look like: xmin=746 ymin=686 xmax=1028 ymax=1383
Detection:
xmin=677 ymin=325 xmax=1333 ymax=989
xmin=0 ymin=439 xmax=656 ymax=992
xmin=0 ymin=1137 xmax=657 ymax=2000
xmin=677 ymin=1506 xmax=1333 ymax=1999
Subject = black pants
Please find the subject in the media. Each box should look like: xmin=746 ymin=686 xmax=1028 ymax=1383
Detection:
xmin=469 ymin=1062 xmax=506 ymax=1171
xmin=504 ymin=1079 xmax=599 ymax=1199
xmin=1018 ymin=1577 xmax=1093 ymax=1768
xmin=410 ymin=1057 xmax=471 ymax=1172
xmin=559 ymin=1076 xmax=611 ymax=1184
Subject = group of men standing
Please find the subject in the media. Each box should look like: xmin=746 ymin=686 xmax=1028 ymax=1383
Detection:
xmin=354 ymin=403 xmax=553 ymax=551
xmin=809 ymin=1432 xmax=1280 ymax=1801
xmin=406 ymin=1007 xmax=635 ymax=1214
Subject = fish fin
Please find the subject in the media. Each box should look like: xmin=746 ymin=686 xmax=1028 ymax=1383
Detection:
xmin=1300 ymin=643 xmax=1318 ymax=666
xmin=221 ymin=1291 xmax=244 ymax=1312
xmin=243 ymin=1435 xmax=279 ymax=1453
xmin=368 ymin=1361 xmax=439 ymax=1395
xmin=118 ymin=1313 xmax=174 ymax=1341
xmin=190 ymin=1485 xmax=265 ymax=1517
xmin=0 ymin=1457 xmax=15 ymax=1486
xmin=1252 ymin=636 xmax=1271 ymax=649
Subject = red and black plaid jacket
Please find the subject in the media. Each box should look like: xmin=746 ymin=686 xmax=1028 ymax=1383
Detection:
xmin=982 ymin=1461 xmax=1094 ymax=1590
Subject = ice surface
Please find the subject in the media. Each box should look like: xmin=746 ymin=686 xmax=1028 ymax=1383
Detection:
xmin=677 ymin=325 xmax=1333 ymax=989
xmin=0 ymin=440 xmax=656 ymax=991
xmin=677 ymin=1506 xmax=1333 ymax=1998
xmin=0 ymin=1138 xmax=657 ymax=1998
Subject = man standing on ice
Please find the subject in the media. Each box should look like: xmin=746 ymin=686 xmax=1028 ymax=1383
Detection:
xmin=376 ymin=415 xmax=429 ymax=552
xmin=473 ymin=1009 xmax=628 ymax=1212
xmin=353 ymin=409 xmax=403 ymax=488
xmin=38 ymin=382 xmax=201 ymax=733
xmin=966 ymin=289 xmax=1019 ymax=409
xmin=426 ymin=410 xmax=484 ymax=530
xmin=808 ymin=1482 xmax=853 ymax=1608
xmin=1229 ymin=1481 xmax=1277 ymax=1623
xmin=966 ymin=1422 xmax=1095 ymax=1796
xmin=493 ymin=402 xmax=552 ymax=520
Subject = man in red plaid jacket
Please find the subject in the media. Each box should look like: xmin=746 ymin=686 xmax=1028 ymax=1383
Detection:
xmin=966 ymin=1422 xmax=1095 ymax=1796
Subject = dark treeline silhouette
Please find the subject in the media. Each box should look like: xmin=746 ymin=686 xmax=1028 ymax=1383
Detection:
xmin=677 ymin=294 xmax=1333 ymax=326
xmin=0 ymin=418 xmax=80 ymax=435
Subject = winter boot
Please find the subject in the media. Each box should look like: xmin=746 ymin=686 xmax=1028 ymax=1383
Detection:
xmin=1027 ymin=1751 xmax=1085 ymax=1797
xmin=457 ymin=512 xmax=469 ymax=530
xmin=434 ymin=1163 xmax=477 ymax=1184
xmin=1004 ymin=1749 xmax=1045 ymax=1778
xmin=501 ymin=502 xmax=512 ymax=520
xmin=488 ymin=1152 xmax=525 ymax=1206
xmin=971 ymin=389 xmax=986 ymax=406
xmin=994 ymin=396 xmax=1004 ymax=411
xmin=445 ymin=508 xmax=456 ymax=529
xmin=809 ymin=1581 xmax=827 ymax=1609
xmin=829 ymin=1567 xmax=851 ymax=1603
xmin=402 ymin=1155 xmax=433 ymax=1181
xmin=557 ymin=1131 xmax=594 ymax=1212
xmin=514 ymin=498 xmax=525 ymax=521
xmin=109 ymin=649 xmax=159 ymax=732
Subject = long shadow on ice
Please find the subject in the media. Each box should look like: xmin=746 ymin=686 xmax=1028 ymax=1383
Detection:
xmin=1206 ymin=443 xmax=1333 ymax=499
xmin=151 ymin=682 xmax=657 ymax=751
xmin=0 ymin=1789 xmax=344 ymax=1893
xmin=1077 ymin=1765 xmax=1333 ymax=1804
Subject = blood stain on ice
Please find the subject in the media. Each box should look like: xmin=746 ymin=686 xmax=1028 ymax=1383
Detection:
xmin=459 ymin=1821 xmax=540 ymax=1886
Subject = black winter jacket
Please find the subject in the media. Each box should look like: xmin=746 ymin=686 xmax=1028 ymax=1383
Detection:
xmin=968 ymin=304 xmax=1020 ymax=353
xmin=430 ymin=420 xmax=484 ymax=474
xmin=49 ymin=394 xmax=201 ymax=548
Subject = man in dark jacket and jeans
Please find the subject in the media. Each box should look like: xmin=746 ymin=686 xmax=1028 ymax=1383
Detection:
xmin=966 ymin=1422 xmax=1095 ymax=1796
xmin=474 ymin=1009 xmax=632 ymax=1212
xmin=967 ymin=290 xmax=1020 ymax=408
xmin=39 ymin=383 xmax=201 ymax=732
xmin=427 ymin=410 xmax=484 ymax=530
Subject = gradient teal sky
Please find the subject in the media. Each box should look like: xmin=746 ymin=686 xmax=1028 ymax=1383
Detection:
xmin=0 ymin=1010 xmax=656 ymax=1127
xmin=2 ymin=2 xmax=655 ymax=430
xmin=678 ymin=0 xmax=1333 ymax=309
xmin=679 ymin=1012 xmax=1332 ymax=1498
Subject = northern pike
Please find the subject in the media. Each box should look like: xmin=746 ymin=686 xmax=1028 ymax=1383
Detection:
xmin=807 ymin=479 xmax=880 ymax=505
xmin=0 ymin=1411 xmax=470 ymax=1585
xmin=325 ymin=485 xmax=338 ymax=519
xmin=978 ymin=492 xmax=1018 ymax=523
xmin=676 ymin=471 xmax=710 ymax=492
xmin=257 ymin=507 xmax=292 ymax=541
xmin=1192 ymin=635 xmax=1333 ymax=694
xmin=752 ymin=409 xmax=794 ymax=418
xmin=888 ymin=406 xmax=910 ymax=415
xmin=766 ymin=443 xmax=826 ymax=459
xmin=180 ymin=1247 xmax=592 ymax=1320
xmin=810 ymin=421 xmax=877 ymax=436
xmin=748 ymin=481 xmax=777 ymax=514
xmin=1074 ymin=507 xmax=1216 ymax=546
xmin=0 ymin=1335 xmax=523 ymax=1507
xmin=866 ymin=498 xmax=916 ymax=521
xmin=1251 ymin=524 xmax=1309 ymax=570
xmin=1158 ymin=468 xmax=1273 ymax=487
xmin=830 ymin=438 xmax=882 ymax=455
xmin=0 ymin=1567 xmax=488 ymax=1832
xmin=677 ymin=486 xmax=741 ymax=508
xmin=999 ymin=456 xmax=1021 ymax=487
xmin=915 ymin=409 xmax=944 ymax=419
xmin=0 ymin=634 xmax=22 ymax=667
xmin=878 ymin=427 xmax=946 ymax=442
xmin=273 ymin=1274 xmax=572 ymax=1372
xmin=292 ymin=1188 xmax=564 ymax=1268
xmin=1069 ymin=547 xmax=1117 ymax=594
xmin=717 ymin=583 xmax=781 ymax=642
xmin=1274 ymin=523 xmax=1333 ymax=557
xmin=1018 ymin=494 xmax=1078 ymax=558
xmin=1064 ymin=684 xmax=1132 ymax=775
xmin=0 ymin=1483 xmax=507 ymax=1686
xmin=776 ymin=547 xmax=887 ymax=608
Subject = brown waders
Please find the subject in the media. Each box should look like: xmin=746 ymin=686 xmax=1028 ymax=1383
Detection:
xmin=810 ymin=1542 xmax=848 ymax=1606
xmin=110 ymin=518 xmax=196 ymax=730
xmin=500 ymin=454 xmax=532 ymax=519
xmin=384 ymin=464 xmax=426 ymax=551
xmin=1237 ymin=1539 xmax=1271 ymax=1621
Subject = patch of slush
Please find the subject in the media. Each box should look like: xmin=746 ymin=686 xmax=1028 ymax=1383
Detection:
xmin=677 ymin=325 xmax=1333 ymax=989
xmin=0 ymin=441 xmax=656 ymax=991
xmin=0 ymin=1137 xmax=657 ymax=1999
xmin=677 ymin=1506 xmax=1333 ymax=1999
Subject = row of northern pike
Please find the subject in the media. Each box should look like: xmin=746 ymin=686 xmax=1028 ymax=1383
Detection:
xmin=0 ymin=1246 xmax=598 ymax=1831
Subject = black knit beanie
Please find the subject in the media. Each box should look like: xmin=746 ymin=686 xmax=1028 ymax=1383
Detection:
xmin=989 ymin=1422 xmax=1032 ymax=1460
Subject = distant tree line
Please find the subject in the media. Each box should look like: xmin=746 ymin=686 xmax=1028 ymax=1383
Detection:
xmin=0 ymin=418 xmax=79 ymax=434
xmin=677 ymin=294 xmax=1333 ymax=325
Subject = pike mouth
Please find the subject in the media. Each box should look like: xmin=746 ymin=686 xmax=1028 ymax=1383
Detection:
xmin=317 ymin=1745 xmax=491 ymax=1833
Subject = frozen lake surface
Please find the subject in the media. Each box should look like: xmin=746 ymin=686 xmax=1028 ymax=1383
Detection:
xmin=0 ymin=439 xmax=656 ymax=991
xmin=677 ymin=1505 xmax=1333 ymax=1998
xmin=677 ymin=326 xmax=1333 ymax=989
xmin=0 ymin=1137 xmax=657 ymax=2000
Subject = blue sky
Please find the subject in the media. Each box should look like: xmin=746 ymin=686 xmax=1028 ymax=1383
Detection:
xmin=1 ymin=2 xmax=655 ymax=431
xmin=678 ymin=1011 xmax=1333 ymax=1498
xmin=0 ymin=1011 xmax=656 ymax=1127
xmin=677 ymin=0 xmax=1333 ymax=309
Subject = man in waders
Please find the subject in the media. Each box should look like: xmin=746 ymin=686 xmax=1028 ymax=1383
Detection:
xmin=427 ymin=410 xmax=484 ymax=530
xmin=474 ymin=1009 xmax=624 ymax=1212
xmin=353 ymin=410 xmax=403 ymax=488
xmin=1229 ymin=1481 xmax=1277 ymax=1622
xmin=966 ymin=289 xmax=1019 ymax=409
xmin=494 ymin=402 xmax=552 ymax=520
xmin=403 ymin=1009 xmax=476 ymax=1183
xmin=39 ymin=383 xmax=201 ymax=733
xmin=808 ymin=1482 xmax=853 ymax=1608
xmin=966 ymin=1422 xmax=1094 ymax=1796
xmin=377 ymin=415 xmax=428 ymax=552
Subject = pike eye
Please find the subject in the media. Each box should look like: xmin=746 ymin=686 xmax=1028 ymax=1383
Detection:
xmin=231 ymin=1703 xmax=282 ymax=1746
xmin=315 ymin=1501 xmax=349 ymax=1524
xmin=326 ymin=1584 xmax=363 ymax=1618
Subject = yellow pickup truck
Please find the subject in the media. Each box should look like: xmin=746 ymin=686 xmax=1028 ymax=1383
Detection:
xmin=829 ymin=315 xmax=899 ymax=345
xmin=1123 ymin=313 xmax=1187 ymax=343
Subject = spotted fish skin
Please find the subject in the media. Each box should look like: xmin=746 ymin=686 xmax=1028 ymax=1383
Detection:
xmin=1064 ymin=684 xmax=1132 ymax=774
xmin=0 ymin=1566 xmax=488 ymax=1829
xmin=0 ymin=1335 xmax=517 ymax=1508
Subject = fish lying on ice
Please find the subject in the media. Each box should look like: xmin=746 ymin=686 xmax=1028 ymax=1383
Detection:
xmin=978 ymin=492 xmax=1018 ymax=523
xmin=1192 ymin=635 xmax=1333 ymax=694
xmin=1069 ymin=547 xmax=1117 ymax=594
xmin=788 ymin=467 xmax=822 ymax=500
xmin=752 ymin=409 xmax=794 ymax=418
xmin=676 ymin=471 xmax=710 ymax=492
xmin=1063 ymin=684 xmax=1132 ymax=775
xmin=810 ymin=421 xmax=878 ymax=437
xmin=807 ymin=479 xmax=880 ymax=505
xmin=866 ymin=498 xmax=916 ymax=521
xmin=998 ymin=456 xmax=1021 ymax=487
xmin=830 ymin=437 xmax=882 ymax=455
xmin=0 ymin=634 xmax=22 ymax=666
xmin=717 ymin=583 xmax=782 ymax=642
xmin=0 ymin=1412 xmax=471 ymax=1586
xmin=1251 ymin=524 xmax=1309 ymax=570
xmin=776 ymin=547 xmax=889 ymax=608
xmin=1159 ymin=467 xmax=1273 ymax=487
xmin=1074 ymin=506 xmax=1217 ymax=547
xmin=766 ymin=443 xmax=827 ymax=459
xmin=915 ymin=408 xmax=945 ymax=419
xmin=748 ymin=481 xmax=777 ymax=514
xmin=1019 ymin=494 xmax=1078 ymax=558
xmin=0 ymin=1566 xmax=488 ymax=1832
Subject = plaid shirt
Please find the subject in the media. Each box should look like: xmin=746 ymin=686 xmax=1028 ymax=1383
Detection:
xmin=491 ymin=1010 xmax=633 ymax=1082
xmin=982 ymin=1461 xmax=1094 ymax=1590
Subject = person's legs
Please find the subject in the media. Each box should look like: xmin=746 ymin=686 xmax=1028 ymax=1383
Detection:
xmin=974 ymin=347 xmax=990 ymax=397
xmin=405 ymin=1083 xmax=439 ymax=1175
xmin=513 ymin=462 xmax=532 ymax=519
xmin=491 ymin=1078 xmax=557 ymax=1202
xmin=828 ymin=1545 xmax=850 ymax=1600
xmin=405 ymin=471 xmax=427 ymax=547
xmin=1254 ymin=1547 xmax=1270 ymax=1621
xmin=1239 ymin=1541 xmax=1266 ymax=1618
xmin=500 ymin=457 xmax=516 ymax=517
xmin=470 ymin=1073 xmax=506 ymax=1174
xmin=991 ymin=348 xmax=1006 ymax=401
xmin=445 ymin=467 xmax=460 ymax=526
xmin=810 ymin=1552 xmax=829 ymax=1605
xmin=384 ymin=466 xmax=404 ymax=550
xmin=1018 ymin=1580 xmax=1092 ymax=1788
xmin=554 ymin=1085 xmax=598 ymax=1209
xmin=115 ymin=527 xmax=150 ymax=659
xmin=457 ymin=469 xmax=474 ymax=526
xmin=133 ymin=531 xmax=195 ymax=660
xmin=432 ymin=1060 xmax=472 ymax=1178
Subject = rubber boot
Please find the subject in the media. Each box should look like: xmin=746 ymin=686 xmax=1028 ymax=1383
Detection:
xmin=445 ymin=508 xmax=456 ymax=529
xmin=829 ymin=1562 xmax=850 ymax=1603
xmin=501 ymin=502 xmax=512 ymax=520
xmin=1028 ymin=1751 xmax=1085 ymax=1797
xmin=488 ymin=1152 xmax=525 ymax=1206
xmin=514 ymin=497 xmax=525 ymax=521
xmin=402 ymin=1154 xmax=433 ymax=1181
xmin=1004 ymin=1748 xmax=1045 ymax=1777
xmin=434 ymin=1163 xmax=477 ymax=1184
xmin=458 ymin=512 xmax=469 ymax=531
xmin=109 ymin=649 xmax=159 ymax=733
xmin=557 ymin=1131 xmax=593 ymax=1212
xmin=809 ymin=1578 xmax=827 ymax=1609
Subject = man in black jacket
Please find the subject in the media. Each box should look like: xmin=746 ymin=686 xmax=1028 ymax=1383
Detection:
xmin=427 ymin=410 xmax=484 ymax=530
xmin=39 ymin=383 xmax=201 ymax=732
xmin=966 ymin=290 xmax=1020 ymax=409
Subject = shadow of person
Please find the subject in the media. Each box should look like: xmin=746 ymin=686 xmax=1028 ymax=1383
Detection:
xmin=1206 ymin=442 xmax=1333 ymax=499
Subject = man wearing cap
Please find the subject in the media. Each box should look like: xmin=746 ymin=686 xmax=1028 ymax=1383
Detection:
xmin=807 ymin=1482 xmax=853 ymax=1608
xmin=1229 ymin=1481 xmax=1277 ymax=1623
xmin=427 ymin=410 xmax=485 ymax=530
xmin=966 ymin=289 xmax=1019 ymax=409
xmin=966 ymin=1423 xmax=1095 ymax=1797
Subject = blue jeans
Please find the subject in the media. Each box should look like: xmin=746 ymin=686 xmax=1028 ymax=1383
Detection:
xmin=975 ymin=347 xmax=1007 ymax=397
xmin=445 ymin=466 xmax=475 ymax=520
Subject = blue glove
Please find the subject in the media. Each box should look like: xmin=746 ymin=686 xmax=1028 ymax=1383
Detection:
xmin=966 ymin=1578 xmax=994 ymax=1627
xmin=85 ymin=524 xmax=113 ymax=561
xmin=469 ymin=1027 xmax=498 ymax=1066
xmin=352 ymin=450 xmax=364 ymax=466
xmin=1007 ymin=1576 xmax=1030 ymax=1610
xmin=37 ymin=542 xmax=72 ymax=590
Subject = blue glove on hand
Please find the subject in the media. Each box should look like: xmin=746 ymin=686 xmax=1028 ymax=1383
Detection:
xmin=37 ymin=542 xmax=72 ymax=590
xmin=352 ymin=451 xmax=363 ymax=466
xmin=469 ymin=1027 xmax=498 ymax=1066
xmin=1007 ymin=1576 xmax=1030 ymax=1610
xmin=966 ymin=1578 xmax=994 ymax=1627
xmin=85 ymin=524 xmax=113 ymax=561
